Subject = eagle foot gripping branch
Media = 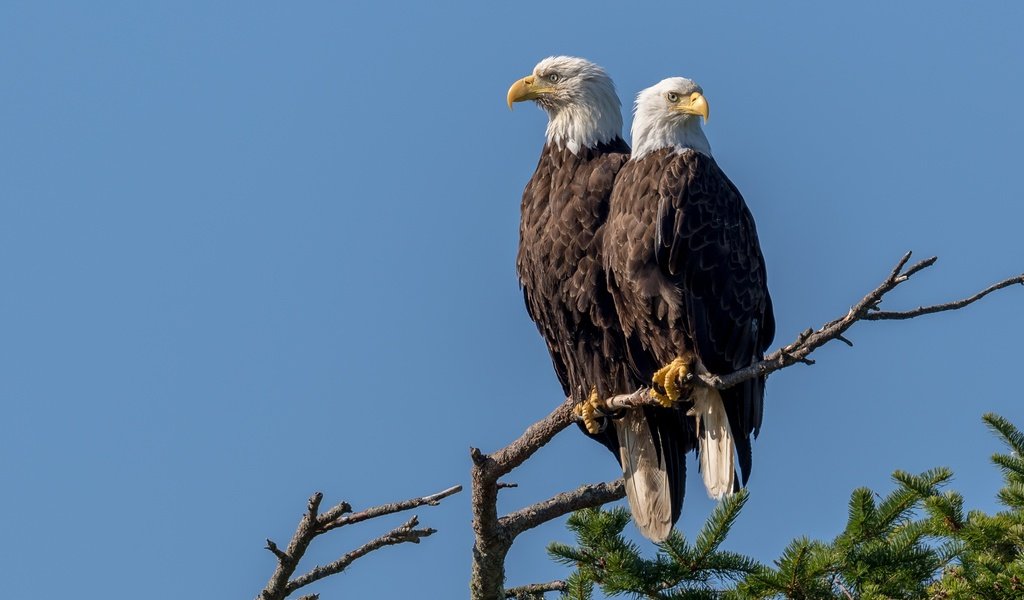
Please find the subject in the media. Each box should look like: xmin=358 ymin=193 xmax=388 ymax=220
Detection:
xmin=651 ymin=352 xmax=696 ymax=407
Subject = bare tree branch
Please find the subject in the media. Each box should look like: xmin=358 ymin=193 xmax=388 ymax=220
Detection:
xmin=321 ymin=484 xmax=461 ymax=533
xmin=505 ymin=580 xmax=568 ymax=599
xmin=470 ymin=407 xmax=624 ymax=600
xmin=257 ymin=485 xmax=461 ymax=600
xmin=501 ymin=480 xmax=625 ymax=539
xmin=259 ymin=494 xmax=325 ymax=600
xmin=863 ymin=271 xmax=1024 ymax=321
xmin=266 ymin=539 xmax=288 ymax=562
xmin=490 ymin=398 xmax=579 ymax=477
xmin=696 ymin=252 xmax=1023 ymax=391
xmin=468 ymin=251 xmax=1023 ymax=600
xmin=287 ymin=516 xmax=434 ymax=593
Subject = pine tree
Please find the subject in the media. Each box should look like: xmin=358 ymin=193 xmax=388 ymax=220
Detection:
xmin=549 ymin=491 xmax=758 ymax=598
xmin=545 ymin=414 xmax=1024 ymax=599
xmin=926 ymin=413 xmax=1024 ymax=599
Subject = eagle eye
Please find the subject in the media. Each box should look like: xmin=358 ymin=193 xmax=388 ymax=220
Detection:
xmin=667 ymin=92 xmax=680 ymax=103
xmin=547 ymin=73 xmax=560 ymax=83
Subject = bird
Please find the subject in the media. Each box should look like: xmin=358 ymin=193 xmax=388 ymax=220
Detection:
xmin=507 ymin=55 xmax=631 ymax=451
xmin=508 ymin=58 xmax=695 ymax=541
xmin=603 ymin=77 xmax=775 ymax=532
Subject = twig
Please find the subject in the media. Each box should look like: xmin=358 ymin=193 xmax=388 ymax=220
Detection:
xmin=593 ymin=254 xmax=1022 ymax=406
xmin=501 ymin=480 xmax=625 ymax=539
xmin=257 ymin=485 xmax=461 ymax=600
xmin=265 ymin=539 xmax=288 ymax=561
xmin=505 ymin=580 xmax=568 ymax=599
xmin=321 ymin=485 xmax=461 ymax=532
xmin=864 ymin=272 xmax=1024 ymax=321
xmin=696 ymin=252 xmax=1023 ymax=392
xmin=287 ymin=516 xmax=434 ymax=593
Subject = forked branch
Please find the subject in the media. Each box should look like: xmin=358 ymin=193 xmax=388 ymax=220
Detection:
xmin=257 ymin=484 xmax=461 ymax=600
xmin=699 ymin=252 xmax=1024 ymax=391
xmin=470 ymin=396 xmax=626 ymax=599
xmin=605 ymin=252 xmax=1023 ymax=406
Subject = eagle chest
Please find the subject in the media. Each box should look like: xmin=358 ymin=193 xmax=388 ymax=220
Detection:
xmin=519 ymin=158 xmax=605 ymax=305
xmin=607 ymin=163 xmax=689 ymax=350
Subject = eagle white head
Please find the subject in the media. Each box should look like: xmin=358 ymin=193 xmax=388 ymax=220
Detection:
xmin=631 ymin=77 xmax=712 ymax=159
xmin=507 ymin=56 xmax=623 ymax=155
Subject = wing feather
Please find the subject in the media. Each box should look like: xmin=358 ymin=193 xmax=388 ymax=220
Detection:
xmin=655 ymin=151 xmax=774 ymax=484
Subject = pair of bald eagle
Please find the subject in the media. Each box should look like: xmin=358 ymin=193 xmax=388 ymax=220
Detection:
xmin=509 ymin=56 xmax=774 ymax=541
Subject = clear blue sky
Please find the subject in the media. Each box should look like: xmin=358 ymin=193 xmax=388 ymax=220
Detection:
xmin=1 ymin=2 xmax=1022 ymax=598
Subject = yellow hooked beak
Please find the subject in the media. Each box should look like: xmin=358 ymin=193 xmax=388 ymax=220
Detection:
xmin=672 ymin=92 xmax=710 ymax=123
xmin=506 ymin=75 xmax=555 ymax=110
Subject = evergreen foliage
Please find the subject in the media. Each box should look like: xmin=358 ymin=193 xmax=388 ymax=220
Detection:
xmin=549 ymin=492 xmax=758 ymax=599
xmin=925 ymin=413 xmax=1024 ymax=599
xmin=545 ymin=414 xmax=1024 ymax=599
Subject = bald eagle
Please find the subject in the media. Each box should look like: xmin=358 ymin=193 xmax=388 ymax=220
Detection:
xmin=509 ymin=58 xmax=694 ymax=541
xmin=604 ymin=78 xmax=774 ymax=522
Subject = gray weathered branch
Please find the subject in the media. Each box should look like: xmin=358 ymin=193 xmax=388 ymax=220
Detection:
xmin=505 ymin=580 xmax=568 ymax=599
xmin=320 ymin=484 xmax=461 ymax=533
xmin=697 ymin=252 xmax=1024 ymax=391
xmin=256 ymin=484 xmax=461 ymax=600
xmin=470 ymin=397 xmax=625 ymax=599
xmin=501 ymin=480 xmax=625 ymax=540
xmin=287 ymin=516 xmax=434 ymax=592
xmin=606 ymin=252 xmax=1023 ymax=405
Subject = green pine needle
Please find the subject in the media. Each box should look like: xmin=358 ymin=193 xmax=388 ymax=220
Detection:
xmin=542 ymin=414 xmax=1024 ymax=600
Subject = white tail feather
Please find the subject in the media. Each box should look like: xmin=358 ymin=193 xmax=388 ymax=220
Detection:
xmin=614 ymin=409 xmax=672 ymax=542
xmin=690 ymin=387 xmax=735 ymax=500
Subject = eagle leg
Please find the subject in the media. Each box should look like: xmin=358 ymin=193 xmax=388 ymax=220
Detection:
xmin=573 ymin=387 xmax=608 ymax=435
xmin=651 ymin=352 xmax=695 ymax=407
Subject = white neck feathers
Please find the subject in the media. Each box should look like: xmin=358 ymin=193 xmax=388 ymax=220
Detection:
xmin=631 ymin=113 xmax=711 ymax=159
xmin=544 ymin=85 xmax=622 ymax=155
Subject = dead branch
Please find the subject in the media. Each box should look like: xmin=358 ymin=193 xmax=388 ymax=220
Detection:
xmin=606 ymin=252 xmax=1023 ymax=402
xmin=320 ymin=484 xmax=461 ymax=533
xmin=862 ymin=271 xmax=1024 ymax=321
xmin=501 ymin=480 xmax=625 ymax=540
xmin=697 ymin=252 xmax=1024 ymax=391
xmin=257 ymin=484 xmax=461 ymax=600
xmin=505 ymin=580 xmax=568 ymax=599
xmin=468 ymin=251 xmax=1023 ymax=600
xmin=490 ymin=397 xmax=579 ymax=476
xmin=470 ymin=397 xmax=625 ymax=599
xmin=287 ymin=516 xmax=433 ymax=591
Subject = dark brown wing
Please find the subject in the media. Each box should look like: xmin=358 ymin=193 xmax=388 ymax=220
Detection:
xmin=603 ymin=152 xmax=700 ymax=526
xmin=655 ymin=150 xmax=774 ymax=483
xmin=516 ymin=139 xmax=636 ymax=456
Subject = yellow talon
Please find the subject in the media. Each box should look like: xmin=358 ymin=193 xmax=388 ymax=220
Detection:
xmin=575 ymin=387 xmax=604 ymax=434
xmin=651 ymin=367 xmax=670 ymax=406
xmin=651 ymin=355 xmax=693 ymax=407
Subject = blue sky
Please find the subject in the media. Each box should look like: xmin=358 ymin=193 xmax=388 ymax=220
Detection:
xmin=1 ymin=2 xmax=1022 ymax=598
